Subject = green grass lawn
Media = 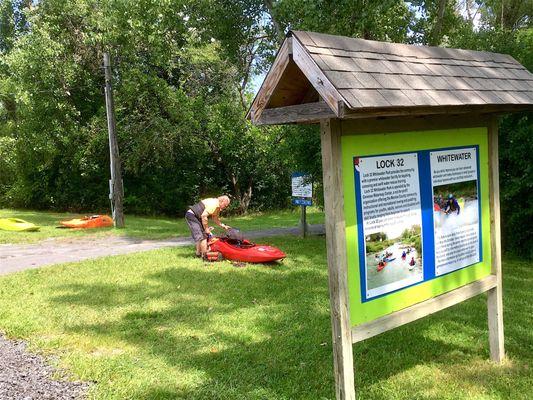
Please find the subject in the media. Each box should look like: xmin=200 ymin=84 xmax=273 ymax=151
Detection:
xmin=0 ymin=207 xmax=324 ymax=244
xmin=0 ymin=236 xmax=531 ymax=399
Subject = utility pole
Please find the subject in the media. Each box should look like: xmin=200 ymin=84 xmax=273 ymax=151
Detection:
xmin=103 ymin=52 xmax=125 ymax=228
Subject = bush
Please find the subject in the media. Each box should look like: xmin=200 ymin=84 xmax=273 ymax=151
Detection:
xmin=499 ymin=112 xmax=533 ymax=259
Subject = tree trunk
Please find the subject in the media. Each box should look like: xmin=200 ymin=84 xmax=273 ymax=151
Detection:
xmin=430 ymin=0 xmax=447 ymax=46
xmin=263 ymin=0 xmax=284 ymax=43
xmin=231 ymin=174 xmax=253 ymax=214
xmin=241 ymin=181 xmax=253 ymax=213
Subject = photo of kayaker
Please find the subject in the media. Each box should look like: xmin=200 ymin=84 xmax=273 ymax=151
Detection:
xmin=433 ymin=180 xmax=478 ymax=228
xmin=365 ymin=224 xmax=423 ymax=296
xmin=433 ymin=179 xmax=480 ymax=275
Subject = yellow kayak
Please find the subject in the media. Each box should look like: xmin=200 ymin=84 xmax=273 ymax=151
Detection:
xmin=0 ymin=218 xmax=40 ymax=232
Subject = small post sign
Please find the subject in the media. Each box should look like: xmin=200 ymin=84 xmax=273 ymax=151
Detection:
xmin=292 ymin=173 xmax=312 ymax=237
xmin=291 ymin=172 xmax=313 ymax=206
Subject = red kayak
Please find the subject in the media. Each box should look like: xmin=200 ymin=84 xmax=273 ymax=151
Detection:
xmin=208 ymin=236 xmax=286 ymax=263
xmin=377 ymin=262 xmax=387 ymax=272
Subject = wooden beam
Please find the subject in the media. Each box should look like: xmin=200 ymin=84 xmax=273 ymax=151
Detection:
xmin=487 ymin=116 xmax=505 ymax=363
xmin=247 ymin=37 xmax=292 ymax=123
xmin=256 ymin=102 xmax=336 ymax=125
xmin=351 ymin=275 xmax=498 ymax=343
xmin=320 ymin=119 xmax=356 ymax=400
xmin=293 ymin=37 xmax=345 ymax=117
xmin=251 ymin=101 xmax=531 ymax=126
xmin=340 ymin=104 xmax=532 ymax=121
xmin=341 ymin=114 xmax=492 ymax=135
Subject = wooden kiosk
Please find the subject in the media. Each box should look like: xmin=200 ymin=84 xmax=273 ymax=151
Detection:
xmin=248 ymin=31 xmax=533 ymax=399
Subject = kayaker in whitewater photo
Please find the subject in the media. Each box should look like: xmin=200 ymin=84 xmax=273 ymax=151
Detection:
xmin=185 ymin=195 xmax=231 ymax=258
xmin=444 ymin=194 xmax=460 ymax=215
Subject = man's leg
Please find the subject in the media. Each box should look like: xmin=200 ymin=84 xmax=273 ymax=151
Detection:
xmin=199 ymin=238 xmax=208 ymax=257
xmin=186 ymin=212 xmax=205 ymax=257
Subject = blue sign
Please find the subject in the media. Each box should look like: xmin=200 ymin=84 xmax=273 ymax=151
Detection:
xmin=292 ymin=197 xmax=313 ymax=206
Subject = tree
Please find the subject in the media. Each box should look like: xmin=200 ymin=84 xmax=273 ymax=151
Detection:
xmin=1 ymin=0 xmax=531 ymax=258
xmin=0 ymin=0 xmax=295 ymax=214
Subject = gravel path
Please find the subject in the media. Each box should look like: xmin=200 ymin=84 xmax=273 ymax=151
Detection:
xmin=0 ymin=224 xmax=324 ymax=275
xmin=0 ymin=334 xmax=88 ymax=399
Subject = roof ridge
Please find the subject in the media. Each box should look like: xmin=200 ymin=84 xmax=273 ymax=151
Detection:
xmin=249 ymin=32 xmax=532 ymax=124
xmin=290 ymin=30 xmax=518 ymax=65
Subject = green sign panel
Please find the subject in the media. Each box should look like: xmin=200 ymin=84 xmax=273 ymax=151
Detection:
xmin=342 ymin=127 xmax=492 ymax=327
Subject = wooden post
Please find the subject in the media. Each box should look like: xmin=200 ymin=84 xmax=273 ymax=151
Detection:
xmin=103 ymin=52 xmax=125 ymax=228
xmin=487 ymin=117 xmax=504 ymax=362
xmin=320 ymin=118 xmax=356 ymax=400
xmin=300 ymin=205 xmax=307 ymax=237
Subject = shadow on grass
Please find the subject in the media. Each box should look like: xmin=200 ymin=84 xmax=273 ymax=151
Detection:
xmin=46 ymin=250 xmax=531 ymax=400
xmin=49 ymin=250 xmax=334 ymax=398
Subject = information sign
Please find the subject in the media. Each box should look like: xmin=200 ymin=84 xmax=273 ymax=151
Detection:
xmin=291 ymin=173 xmax=313 ymax=206
xmin=343 ymin=128 xmax=492 ymax=326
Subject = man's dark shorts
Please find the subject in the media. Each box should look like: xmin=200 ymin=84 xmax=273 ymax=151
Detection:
xmin=185 ymin=210 xmax=206 ymax=242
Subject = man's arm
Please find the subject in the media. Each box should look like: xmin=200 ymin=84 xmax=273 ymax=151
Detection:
xmin=212 ymin=211 xmax=230 ymax=230
xmin=201 ymin=210 xmax=211 ymax=234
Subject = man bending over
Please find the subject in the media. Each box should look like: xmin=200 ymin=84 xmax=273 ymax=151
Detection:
xmin=185 ymin=195 xmax=231 ymax=257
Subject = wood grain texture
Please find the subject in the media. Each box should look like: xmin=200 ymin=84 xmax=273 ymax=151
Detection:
xmin=292 ymin=37 xmax=344 ymax=116
xmin=338 ymin=103 xmax=531 ymax=120
xmin=267 ymin=60 xmax=318 ymax=108
xmin=351 ymin=275 xmax=498 ymax=343
xmin=103 ymin=52 xmax=125 ymax=228
xmin=249 ymin=31 xmax=533 ymax=125
xmin=256 ymin=102 xmax=335 ymax=125
xmin=255 ymin=102 xmax=530 ymax=125
xmin=248 ymin=37 xmax=292 ymax=123
xmin=320 ymin=119 xmax=356 ymax=400
xmin=487 ymin=116 xmax=505 ymax=363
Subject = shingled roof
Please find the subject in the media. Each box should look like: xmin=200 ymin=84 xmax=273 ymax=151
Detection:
xmin=248 ymin=30 xmax=533 ymax=125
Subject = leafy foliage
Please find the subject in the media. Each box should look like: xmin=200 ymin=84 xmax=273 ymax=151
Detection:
xmin=275 ymin=0 xmax=414 ymax=41
xmin=499 ymin=112 xmax=533 ymax=258
xmin=0 ymin=0 xmax=531 ymax=256
xmin=0 ymin=0 xmax=292 ymax=214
